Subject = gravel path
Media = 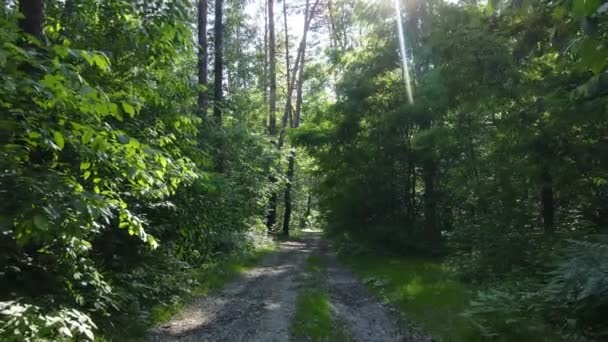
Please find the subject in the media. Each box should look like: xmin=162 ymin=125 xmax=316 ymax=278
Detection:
xmin=322 ymin=240 xmax=432 ymax=342
xmin=148 ymin=231 xmax=429 ymax=342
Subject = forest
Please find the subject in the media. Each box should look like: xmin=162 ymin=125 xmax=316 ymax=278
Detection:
xmin=0 ymin=0 xmax=607 ymax=341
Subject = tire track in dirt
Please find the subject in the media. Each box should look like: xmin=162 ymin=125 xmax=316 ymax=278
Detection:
xmin=149 ymin=234 xmax=320 ymax=342
xmin=321 ymin=240 xmax=432 ymax=342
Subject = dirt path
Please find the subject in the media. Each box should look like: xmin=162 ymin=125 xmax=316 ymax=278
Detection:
xmin=149 ymin=231 xmax=425 ymax=342
xmin=321 ymin=240 xmax=432 ymax=342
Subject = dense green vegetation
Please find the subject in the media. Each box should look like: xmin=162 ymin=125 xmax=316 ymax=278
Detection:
xmin=297 ymin=0 xmax=608 ymax=339
xmin=0 ymin=0 xmax=285 ymax=340
xmin=342 ymin=252 xmax=476 ymax=340
xmin=340 ymin=248 xmax=564 ymax=340
xmin=1 ymin=0 xmax=607 ymax=340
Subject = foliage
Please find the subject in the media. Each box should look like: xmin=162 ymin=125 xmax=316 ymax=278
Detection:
xmin=543 ymin=237 xmax=608 ymax=337
xmin=340 ymin=249 xmax=478 ymax=341
xmin=1 ymin=0 xmax=607 ymax=339
xmin=463 ymin=281 xmax=551 ymax=340
xmin=0 ymin=1 xmax=277 ymax=340
xmin=0 ymin=301 xmax=96 ymax=342
xmin=295 ymin=0 xmax=608 ymax=337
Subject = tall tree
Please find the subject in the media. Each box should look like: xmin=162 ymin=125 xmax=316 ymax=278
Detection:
xmin=267 ymin=0 xmax=277 ymax=136
xmin=263 ymin=0 xmax=269 ymax=105
xmin=282 ymin=0 xmax=314 ymax=235
xmin=283 ymin=0 xmax=291 ymax=106
xmin=214 ymin=0 xmax=224 ymax=125
xmin=198 ymin=0 xmax=208 ymax=116
xmin=266 ymin=0 xmax=278 ymax=231
xmin=279 ymin=0 xmax=320 ymax=147
xmin=19 ymin=0 xmax=44 ymax=40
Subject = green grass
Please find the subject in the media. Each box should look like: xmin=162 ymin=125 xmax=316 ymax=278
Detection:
xmin=149 ymin=244 xmax=277 ymax=325
xmin=343 ymin=254 xmax=476 ymax=341
xmin=292 ymin=288 xmax=333 ymax=340
xmin=342 ymin=254 xmax=559 ymax=342
xmin=306 ymin=254 xmax=324 ymax=272
xmin=291 ymin=254 xmax=349 ymax=341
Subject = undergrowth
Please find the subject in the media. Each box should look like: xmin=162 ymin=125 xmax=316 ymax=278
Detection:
xmin=101 ymin=242 xmax=276 ymax=341
xmin=333 ymin=232 xmax=563 ymax=342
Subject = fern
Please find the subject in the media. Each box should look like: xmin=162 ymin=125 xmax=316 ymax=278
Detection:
xmin=543 ymin=236 xmax=608 ymax=333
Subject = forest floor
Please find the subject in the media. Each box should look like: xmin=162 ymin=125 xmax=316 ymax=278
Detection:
xmin=148 ymin=230 xmax=430 ymax=341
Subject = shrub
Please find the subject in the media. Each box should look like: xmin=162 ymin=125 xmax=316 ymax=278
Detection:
xmin=543 ymin=237 xmax=608 ymax=337
xmin=462 ymin=280 xmax=547 ymax=339
xmin=0 ymin=301 xmax=96 ymax=342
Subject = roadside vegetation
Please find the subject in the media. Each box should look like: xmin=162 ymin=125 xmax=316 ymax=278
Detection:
xmin=1 ymin=0 xmax=607 ymax=340
xmin=112 ymin=241 xmax=276 ymax=340
xmin=337 ymin=238 xmax=563 ymax=341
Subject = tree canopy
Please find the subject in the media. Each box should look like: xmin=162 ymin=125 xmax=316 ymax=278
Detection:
xmin=1 ymin=0 xmax=607 ymax=340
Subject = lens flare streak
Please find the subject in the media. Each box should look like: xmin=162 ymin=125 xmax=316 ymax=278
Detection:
xmin=393 ymin=0 xmax=414 ymax=104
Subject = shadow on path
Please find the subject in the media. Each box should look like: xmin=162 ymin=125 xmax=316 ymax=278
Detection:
xmin=148 ymin=233 xmax=321 ymax=342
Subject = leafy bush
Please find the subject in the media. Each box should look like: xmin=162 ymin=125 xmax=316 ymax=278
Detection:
xmin=0 ymin=2 xmax=276 ymax=340
xmin=0 ymin=301 xmax=96 ymax=342
xmin=462 ymin=280 xmax=547 ymax=339
xmin=543 ymin=237 xmax=608 ymax=337
xmin=446 ymin=221 xmax=540 ymax=282
xmin=462 ymin=237 xmax=608 ymax=340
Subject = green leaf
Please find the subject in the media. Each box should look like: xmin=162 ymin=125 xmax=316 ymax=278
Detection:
xmin=33 ymin=215 xmax=49 ymax=231
xmin=573 ymin=0 xmax=602 ymax=16
xmin=58 ymin=326 xmax=73 ymax=337
xmin=121 ymin=102 xmax=136 ymax=117
xmin=580 ymin=38 xmax=608 ymax=74
xmin=79 ymin=50 xmax=95 ymax=66
xmin=80 ymin=161 xmax=91 ymax=170
xmin=147 ymin=235 xmax=159 ymax=249
xmin=92 ymin=53 xmax=110 ymax=71
xmin=82 ymin=129 xmax=94 ymax=144
xmin=83 ymin=328 xmax=94 ymax=340
xmin=53 ymin=131 xmax=65 ymax=150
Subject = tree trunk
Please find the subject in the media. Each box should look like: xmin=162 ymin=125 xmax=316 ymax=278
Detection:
xmin=267 ymin=0 xmax=277 ymax=136
xmin=293 ymin=35 xmax=307 ymax=128
xmin=266 ymin=0 xmax=277 ymax=231
xmin=214 ymin=0 xmax=223 ymax=125
xmin=411 ymin=162 xmax=417 ymax=219
xmin=213 ymin=0 xmax=224 ymax=172
xmin=423 ymin=158 xmax=439 ymax=247
xmin=62 ymin=0 xmax=75 ymax=27
xmin=19 ymin=0 xmax=45 ymax=40
xmin=305 ymin=193 xmax=312 ymax=217
xmin=540 ymin=166 xmax=554 ymax=234
xmin=197 ymin=0 xmax=208 ymax=116
xmin=281 ymin=0 xmax=317 ymax=236
xmin=281 ymin=0 xmax=292 ymax=134
xmin=266 ymin=190 xmax=278 ymax=232
xmin=282 ymin=152 xmax=295 ymax=235
xmin=278 ymin=0 xmax=319 ymax=147
xmin=262 ymin=0 xmax=268 ymax=106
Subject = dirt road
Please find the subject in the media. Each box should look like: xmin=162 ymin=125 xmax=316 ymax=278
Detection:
xmin=149 ymin=231 xmax=427 ymax=341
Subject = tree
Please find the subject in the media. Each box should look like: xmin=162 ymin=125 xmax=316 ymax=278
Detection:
xmin=18 ymin=0 xmax=44 ymax=39
xmin=198 ymin=0 xmax=208 ymax=116
xmin=214 ymin=0 xmax=224 ymax=125
xmin=282 ymin=0 xmax=317 ymax=236
xmin=266 ymin=0 xmax=278 ymax=231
